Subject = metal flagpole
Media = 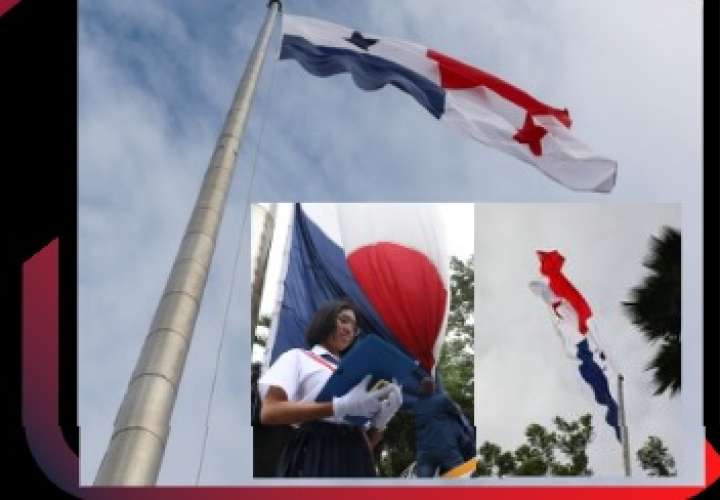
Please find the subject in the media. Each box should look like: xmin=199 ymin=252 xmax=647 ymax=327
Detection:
xmin=94 ymin=0 xmax=282 ymax=485
xmin=617 ymin=374 xmax=631 ymax=477
xmin=251 ymin=203 xmax=277 ymax=340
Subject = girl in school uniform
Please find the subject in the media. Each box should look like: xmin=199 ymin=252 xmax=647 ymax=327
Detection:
xmin=259 ymin=299 xmax=403 ymax=477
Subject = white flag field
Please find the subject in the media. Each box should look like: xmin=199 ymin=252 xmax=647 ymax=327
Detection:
xmin=280 ymin=14 xmax=618 ymax=193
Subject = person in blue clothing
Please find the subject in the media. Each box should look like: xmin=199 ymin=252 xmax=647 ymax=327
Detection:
xmin=413 ymin=377 xmax=475 ymax=477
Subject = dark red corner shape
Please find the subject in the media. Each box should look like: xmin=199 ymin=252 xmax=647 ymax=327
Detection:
xmin=0 ymin=0 xmax=21 ymax=18
xmin=21 ymin=239 xmax=720 ymax=497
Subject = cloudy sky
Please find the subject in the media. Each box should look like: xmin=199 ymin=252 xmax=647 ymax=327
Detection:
xmin=474 ymin=204 xmax=700 ymax=483
xmin=78 ymin=0 xmax=702 ymax=486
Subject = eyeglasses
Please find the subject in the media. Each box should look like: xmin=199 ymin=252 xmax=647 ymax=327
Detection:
xmin=337 ymin=313 xmax=359 ymax=336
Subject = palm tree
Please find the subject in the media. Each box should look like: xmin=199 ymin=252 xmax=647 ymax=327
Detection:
xmin=622 ymin=227 xmax=681 ymax=396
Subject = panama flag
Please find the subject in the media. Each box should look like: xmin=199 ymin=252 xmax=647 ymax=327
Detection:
xmin=530 ymin=250 xmax=621 ymax=441
xmin=280 ymin=14 xmax=617 ymax=193
xmin=264 ymin=204 xmax=450 ymax=397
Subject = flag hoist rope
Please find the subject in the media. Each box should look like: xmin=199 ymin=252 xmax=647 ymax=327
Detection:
xmin=94 ymin=0 xmax=282 ymax=485
xmin=195 ymin=29 xmax=282 ymax=485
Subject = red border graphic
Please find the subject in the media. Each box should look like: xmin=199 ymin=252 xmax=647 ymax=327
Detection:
xmin=0 ymin=0 xmax=20 ymax=18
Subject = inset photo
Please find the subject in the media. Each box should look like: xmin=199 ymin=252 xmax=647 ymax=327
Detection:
xmin=251 ymin=203 xmax=474 ymax=479
xmin=474 ymin=204 xmax=684 ymax=480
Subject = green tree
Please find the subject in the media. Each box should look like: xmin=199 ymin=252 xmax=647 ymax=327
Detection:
xmin=496 ymin=451 xmax=517 ymax=477
xmin=476 ymin=441 xmax=500 ymax=475
xmin=476 ymin=441 xmax=516 ymax=477
xmin=622 ymin=227 xmax=681 ymax=396
xmin=514 ymin=443 xmax=549 ymax=476
xmin=438 ymin=256 xmax=475 ymax=420
xmin=476 ymin=414 xmax=594 ymax=477
xmin=551 ymin=414 xmax=593 ymax=476
xmin=376 ymin=255 xmax=475 ymax=476
xmin=514 ymin=423 xmax=556 ymax=475
xmin=636 ymin=435 xmax=677 ymax=477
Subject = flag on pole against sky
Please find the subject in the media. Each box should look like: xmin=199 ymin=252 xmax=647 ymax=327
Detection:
xmin=280 ymin=14 xmax=617 ymax=193
xmin=264 ymin=204 xmax=450 ymax=398
xmin=530 ymin=250 xmax=621 ymax=440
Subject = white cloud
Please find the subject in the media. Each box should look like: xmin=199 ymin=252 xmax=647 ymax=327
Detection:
xmin=474 ymin=204 xmax=692 ymax=480
xmin=79 ymin=0 xmax=702 ymax=485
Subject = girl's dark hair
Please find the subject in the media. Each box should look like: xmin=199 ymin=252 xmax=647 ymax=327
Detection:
xmin=305 ymin=299 xmax=358 ymax=348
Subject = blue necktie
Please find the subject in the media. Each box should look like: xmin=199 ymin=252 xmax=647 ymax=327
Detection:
xmin=321 ymin=353 xmax=339 ymax=366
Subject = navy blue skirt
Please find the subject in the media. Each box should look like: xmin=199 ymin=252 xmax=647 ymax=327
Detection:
xmin=276 ymin=421 xmax=377 ymax=477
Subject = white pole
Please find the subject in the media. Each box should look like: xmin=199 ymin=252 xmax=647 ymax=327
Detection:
xmin=251 ymin=203 xmax=277 ymax=338
xmin=617 ymin=374 xmax=631 ymax=477
xmin=261 ymin=205 xmax=295 ymax=373
xmin=250 ymin=203 xmax=277 ymax=342
xmin=94 ymin=1 xmax=282 ymax=485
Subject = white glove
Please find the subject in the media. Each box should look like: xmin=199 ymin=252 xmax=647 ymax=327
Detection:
xmin=333 ymin=374 xmax=394 ymax=419
xmin=370 ymin=381 xmax=403 ymax=431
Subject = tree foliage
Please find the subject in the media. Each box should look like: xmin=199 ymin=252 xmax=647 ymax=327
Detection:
xmin=438 ymin=256 xmax=475 ymax=420
xmin=622 ymin=226 xmax=681 ymax=396
xmin=552 ymin=415 xmax=593 ymax=476
xmin=476 ymin=414 xmax=594 ymax=477
xmin=636 ymin=435 xmax=677 ymax=477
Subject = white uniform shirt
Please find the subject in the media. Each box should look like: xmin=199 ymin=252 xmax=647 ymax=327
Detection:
xmin=258 ymin=344 xmax=345 ymax=424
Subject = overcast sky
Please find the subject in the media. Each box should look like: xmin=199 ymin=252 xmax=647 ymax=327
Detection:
xmin=473 ymin=204 xmax=700 ymax=482
xmin=78 ymin=0 xmax=702 ymax=486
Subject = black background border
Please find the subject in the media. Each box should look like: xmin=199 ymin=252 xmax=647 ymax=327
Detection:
xmin=3 ymin=0 xmax=717 ymax=497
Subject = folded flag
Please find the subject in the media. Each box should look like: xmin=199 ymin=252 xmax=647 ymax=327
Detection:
xmin=280 ymin=14 xmax=617 ymax=193
xmin=264 ymin=204 xmax=396 ymax=365
xmin=530 ymin=250 xmax=621 ymax=441
xmin=263 ymin=204 xmax=450 ymax=401
xmin=336 ymin=204 xmax=449 ymax=374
